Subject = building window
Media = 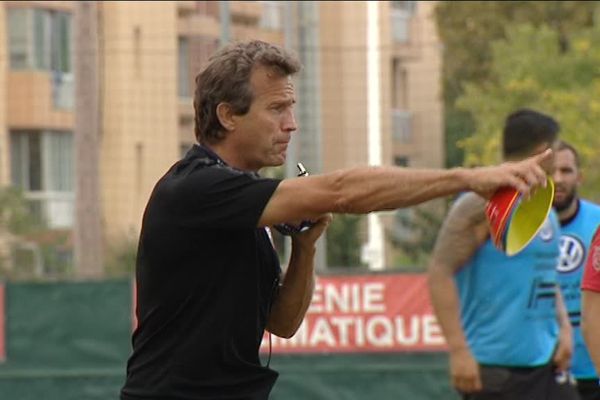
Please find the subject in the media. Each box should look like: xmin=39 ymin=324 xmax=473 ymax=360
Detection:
xmin=10 ymin=131 xmax=74 ymax=229
xmin=391 ymin=1 xmax=416 ymax=43
xmin=180 ymin=35 xmax=219 ymax=99
xmin=392 ymin=1 xmax=417 ymax=14
xmin=8 ymin=8 xmax=72 ymax=73
xmin=392 ymin=59 xmax=409 ymax=109
xmin=394 ymin=156 xmax=410 ymax=167
xmin=178 ymin=37 xmax=191 ymax=98
xmin=8 ymin=7 xmax=73 ymax=110
xmin=7 ymin=8 xmax=31 ymax=69
xmin=260 ymin=1 xmax=282 ymax=30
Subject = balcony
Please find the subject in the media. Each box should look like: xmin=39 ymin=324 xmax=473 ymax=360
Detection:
xmin=26 ymin=191 xmax=74 ymax=229
xmin=177 ymin=13 xmax=220 ymax=37
xmin=8 ymin=71 xmax=74 ymax=130
xmin=229 ymin=1 xmax=262 ymax=24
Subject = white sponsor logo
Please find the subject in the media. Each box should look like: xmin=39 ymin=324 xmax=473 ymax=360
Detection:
xmin=558 ymin=235 xmax=584 ymax=273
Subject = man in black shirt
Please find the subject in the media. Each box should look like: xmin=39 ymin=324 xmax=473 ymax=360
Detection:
xmin=121 ymin=40 xmax=554 ymax=400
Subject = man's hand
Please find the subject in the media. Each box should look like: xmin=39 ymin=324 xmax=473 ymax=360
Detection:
xmin=553 ymin=322 xmax=573 ymax=372
xmin=467 ymin=148 xmax=553 ymax=199
xmin=292 ymin=213 xmax=333 ymax=250
xmin=449 ymin=347 xmax=482 ymax=393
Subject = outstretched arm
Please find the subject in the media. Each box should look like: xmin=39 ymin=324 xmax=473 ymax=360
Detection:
xmin=259 ymin=149 xmax=552 ymax=227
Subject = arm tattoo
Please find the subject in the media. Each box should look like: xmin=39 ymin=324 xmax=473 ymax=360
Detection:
xmin=430 ymin=193 xmax=489 ymax=273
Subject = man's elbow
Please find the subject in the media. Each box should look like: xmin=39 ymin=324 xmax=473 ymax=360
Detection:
xmin=268 ymin=319 xmax=302 ymax=339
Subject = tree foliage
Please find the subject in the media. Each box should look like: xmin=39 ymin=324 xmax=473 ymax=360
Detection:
xmin=0 ymin=187 xmax=41 ymax=235
xmin=435 ymin=1 xmax=599 ymax=166
xmin=457 ymin=24 xmax=600 ymax=200
xmin=326 ymin=215 xmax=365 ymax=268
xmin=388 ymin=205 xmax=445 ymax=270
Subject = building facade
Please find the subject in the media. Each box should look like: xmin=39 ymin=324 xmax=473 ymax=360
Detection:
xmin=0 ymin=1 xmax=443 ymax=275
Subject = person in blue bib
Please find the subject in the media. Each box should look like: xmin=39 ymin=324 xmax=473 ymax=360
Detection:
xmin=553 ymin=141 xmax=600 ymax=400
xmin=428 ymin=109 xmax=579 ymax=400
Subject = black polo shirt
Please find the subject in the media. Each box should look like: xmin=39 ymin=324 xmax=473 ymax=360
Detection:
xmin=121 ymin=145 xmax=282 ymax=400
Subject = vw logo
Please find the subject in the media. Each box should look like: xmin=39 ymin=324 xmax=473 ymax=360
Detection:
xmin=558 ymin=235 xmax=585 ymax=273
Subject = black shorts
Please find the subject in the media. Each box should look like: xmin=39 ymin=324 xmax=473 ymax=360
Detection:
xmin=460 ymin=363 xmax=580 ymax=400
xmin=577 ymin=378 xmax=600 ymax=400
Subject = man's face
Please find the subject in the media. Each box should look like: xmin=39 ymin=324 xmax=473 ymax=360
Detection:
xmin=552 ymin=148 xmax=581 ymax=212
xmin=230 ymin=66 xmax=297 ymax=171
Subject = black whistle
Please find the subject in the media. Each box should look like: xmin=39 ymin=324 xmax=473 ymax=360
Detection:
xmin=273 ymin=163 xmax=315 ymax=236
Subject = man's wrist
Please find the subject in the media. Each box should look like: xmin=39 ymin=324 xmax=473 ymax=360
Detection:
xmin=291 ymin=241 xmax=317 ymax=256
xmin=450 ymin=167 xmax=471 ymax=193
xmin=559 ymin=321 xmax=573 ymax=334
xmin=448 ymin=343 xmax=470 ymax=354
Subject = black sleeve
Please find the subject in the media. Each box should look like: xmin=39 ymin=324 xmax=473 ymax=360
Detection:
xmin=158 ymin=165 xmax=281 ymax=230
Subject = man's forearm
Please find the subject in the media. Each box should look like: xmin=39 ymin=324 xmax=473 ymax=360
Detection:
xmin=266 ymin=243 xmax=316 ymax=339
xmin=261 ymin=151 xmax=550 ymax=228
xmin=555 ymin=289 xmax=571 ymax=330
xmin=582 ymin=291 xmax=600 ymax=370
xmin=329 ymin=166 xmax=472 ymax=214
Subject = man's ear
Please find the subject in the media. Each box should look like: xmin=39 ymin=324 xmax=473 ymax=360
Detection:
xmin=216 ymin=102 xmax=235 ymax=132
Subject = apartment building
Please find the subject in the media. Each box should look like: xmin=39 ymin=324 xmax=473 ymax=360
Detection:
xmin=0 ymin=1 xmax=442 ymax=274
xmin=317 ymin=1 xmax=444 ymax=268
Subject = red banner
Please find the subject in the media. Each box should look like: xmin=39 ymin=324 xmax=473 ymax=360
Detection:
xmin=261 ymin=274 xmax=447 ymax=353
xmin=0 ymin=284 xmax=4 ymax=361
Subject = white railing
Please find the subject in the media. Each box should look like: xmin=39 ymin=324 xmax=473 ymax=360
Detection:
xmin=25 ymin=191 xmax=74 ymax=229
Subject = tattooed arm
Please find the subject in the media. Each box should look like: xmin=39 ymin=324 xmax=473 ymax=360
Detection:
xmin=427 ymin=193 xmax=489 ymax=393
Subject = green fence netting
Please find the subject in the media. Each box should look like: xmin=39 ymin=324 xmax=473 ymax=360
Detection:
xmin=0 ymin=280 xmax=457 ymax=400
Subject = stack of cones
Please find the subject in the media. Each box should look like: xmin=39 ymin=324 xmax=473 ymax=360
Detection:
xmin=485 ymin=178 xmax=555 ymax=256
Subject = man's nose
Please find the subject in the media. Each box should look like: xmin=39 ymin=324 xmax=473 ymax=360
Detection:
xmin=282 ymin=109 xmax=297 ymax=132
xmin=552 ymin=170 xmax=562 ymax=183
